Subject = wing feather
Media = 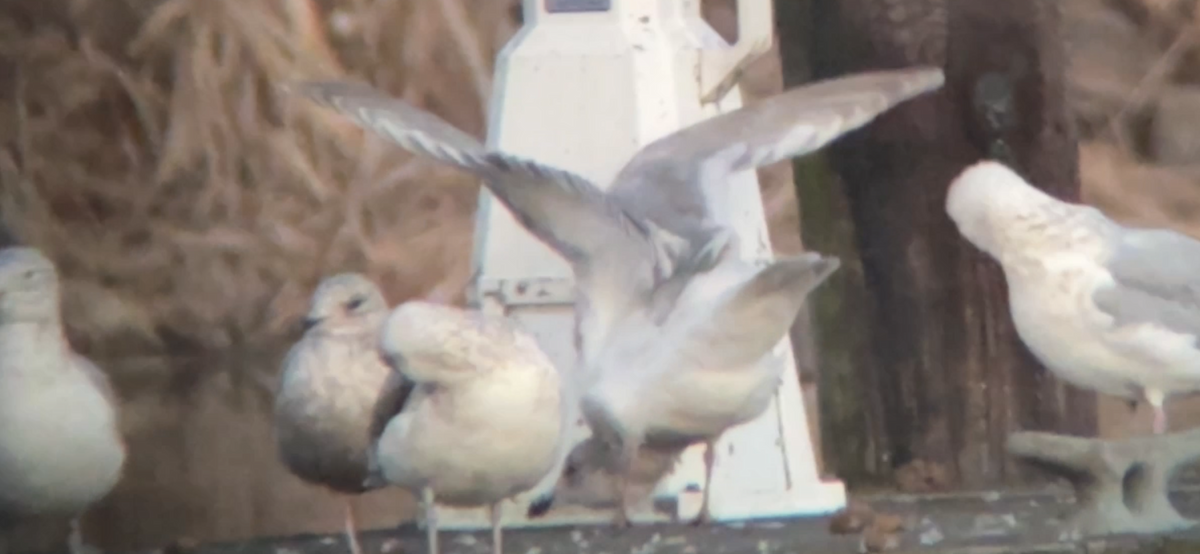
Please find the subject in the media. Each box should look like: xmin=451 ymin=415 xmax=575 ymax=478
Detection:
xmin=1095 ymin=228 xmax=1200 ymax=343
xmin=609 ymin=67 xmax=945 ymax=236
xmin=285 ymin=81 xmax=674 ymax=313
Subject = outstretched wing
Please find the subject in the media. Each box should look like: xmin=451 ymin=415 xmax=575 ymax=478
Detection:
xmin=609 ymin=67 xmax=945 ymax=236
xmin=286 ymin=81 xmax=678 ymax=336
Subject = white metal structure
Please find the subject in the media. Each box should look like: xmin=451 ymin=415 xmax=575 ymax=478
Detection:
xmin=439 ymin=0 xmax=846 ymax=529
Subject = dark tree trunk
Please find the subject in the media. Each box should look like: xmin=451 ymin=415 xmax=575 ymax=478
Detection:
xmin=777 ymin=0 xmax=1095 ymax=488
xmin=774 ymin=0 xmax=883 ymax=484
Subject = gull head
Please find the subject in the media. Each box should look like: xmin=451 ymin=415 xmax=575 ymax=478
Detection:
xmin=0 ymin=247 xmax=61 ymax=324
xmin=547 ymin=435 xmax=680 ymax=510
xmin=945 ymin=160 xmax=1051 ymax=258
xmin=302 ymin=273 xmax=388 ymax=337
xmin=550 ymin=436 xmax=621 ymax=508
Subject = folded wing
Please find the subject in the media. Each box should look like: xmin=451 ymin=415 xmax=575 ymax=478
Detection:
xmin=1094 ymin=227 xmax=1200 ymax=347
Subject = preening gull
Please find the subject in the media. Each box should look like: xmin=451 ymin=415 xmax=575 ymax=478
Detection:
xmin=0 ymin=247 xmax=126 ymax=554
xmin=368 ymin=300 xmax=566 ymax=554
xmin=946 ymin=160 xmax=1200 ymax=434
xmin=284 ymin=65 xmax=944 ymax=525
xmin=274 ymin=273 xmax=410 ymax=554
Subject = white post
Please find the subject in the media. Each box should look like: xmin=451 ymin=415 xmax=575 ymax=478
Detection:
xmin=436 ymin=0 xmax=846 ymax=530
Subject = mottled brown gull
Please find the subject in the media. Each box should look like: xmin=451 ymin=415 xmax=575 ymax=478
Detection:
xmin=274 ymin=273 xmax=411 ymax=554
xmin=368 ymin=300 xmax=565 ymax=554
xmin=946 ymin=160 xmax=1200 ymax=434
xmin=0 ymin=247 xmax=126 ymax=554
xmin=284 ymin=66 xmax=943 ymax=526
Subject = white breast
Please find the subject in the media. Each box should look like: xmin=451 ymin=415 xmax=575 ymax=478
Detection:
xmin=0 ymin=369 xmax=125 ymax=515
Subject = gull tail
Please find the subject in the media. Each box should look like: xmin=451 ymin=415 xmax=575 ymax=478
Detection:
xmin=685 ymin=252 xmax=840 ymax=369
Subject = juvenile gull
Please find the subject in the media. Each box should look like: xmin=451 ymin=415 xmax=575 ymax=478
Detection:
xmin=946 ymin=160 xmax=1200 ymax=434
xmin=0 ymin=247 xmax=126 ymax=554
xmin=369 ymin=300 xmax=566 ymax=554
xmin=274 ymin=273 xmax=411 ymax=554
xmin=285 ymin=66 xmax=944 ymax=525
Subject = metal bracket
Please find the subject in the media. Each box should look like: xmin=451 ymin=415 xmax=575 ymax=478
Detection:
xmin=473 ymin=276 xmax=577 ymax=308
xmin=546 ymin=0 xmax=611 ymax=13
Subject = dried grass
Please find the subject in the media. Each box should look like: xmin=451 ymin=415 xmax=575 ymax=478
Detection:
xmin=1069 ymin=0 xmax=1200 ymax=239
xmin=0 ymin=0 xmax=520 ymax=374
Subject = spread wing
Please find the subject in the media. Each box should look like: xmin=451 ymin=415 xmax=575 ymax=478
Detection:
xmin=285 ymin=81 xmax=682 ymax=342
xmin=609 ymin=67 xmax=945 ymax=237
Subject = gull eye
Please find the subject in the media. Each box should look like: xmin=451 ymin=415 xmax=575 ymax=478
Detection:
xmin=346 ymin=296 xmax=365 ymax=311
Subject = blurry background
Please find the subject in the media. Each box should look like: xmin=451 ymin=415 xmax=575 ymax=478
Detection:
xmin=2 ymin=0 xmax=1200 ymax=550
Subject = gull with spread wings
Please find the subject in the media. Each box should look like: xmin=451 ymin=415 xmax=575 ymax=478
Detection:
xmin=284 ymin=66 xmax=944 ymax=526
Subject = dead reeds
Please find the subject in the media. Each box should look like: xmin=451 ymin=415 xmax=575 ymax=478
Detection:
xmin=0 ymin=0 xmax=519 ymax=377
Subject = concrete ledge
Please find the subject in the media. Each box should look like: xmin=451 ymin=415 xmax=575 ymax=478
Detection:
xmin=92 ymin=489 xmax=1200 ymax=554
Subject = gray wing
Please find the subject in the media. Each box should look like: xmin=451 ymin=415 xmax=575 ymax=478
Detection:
xmin=285 ymin=81 xmax=676 ymax=306
xmin=646 ymin=228 xmax=738 ymax=325
xmin=1094 ymin=228 xmax=1200 ymax=343
xmin=609 ymin=67 xmax=945 ymax=237
xmin=367 ymin=367 xmax=416 ymax=443
xmin=680 ymin=253 xmax=840 ymax=369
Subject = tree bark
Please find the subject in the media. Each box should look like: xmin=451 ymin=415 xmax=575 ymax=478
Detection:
xmin=780 ymin=0 xmax=1095 ymax=488
xmin=773 ymin=0 xmax=882 ymax=484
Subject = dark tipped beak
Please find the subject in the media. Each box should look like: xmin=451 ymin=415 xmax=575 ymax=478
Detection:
xmin=527 ymin=493 xmax=555 ymax=518
xmin=301 ymin=317 xmax=321 ymax=332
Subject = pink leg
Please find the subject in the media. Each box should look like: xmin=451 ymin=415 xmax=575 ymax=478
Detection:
xmin=611 ymin=442 xmax=640 ymax=529
xmin=1152 ymin=405 xmax=1168 ymax=435
xmin=342 ymin=498 xmax=364 ymax=554
xmin=1147 ymin=390 xmax=1168 ymax=435
xmin=691 ymin=440 xmax=716 ymax=526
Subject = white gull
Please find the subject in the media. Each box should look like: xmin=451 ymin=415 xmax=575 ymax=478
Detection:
xmin=946 ymin=160 xmax=1200 ymax=434
xmin=0 ymin=247 xmax=126 ymax=554
xmin=368 ymin=300 xmax=566 ymax=554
